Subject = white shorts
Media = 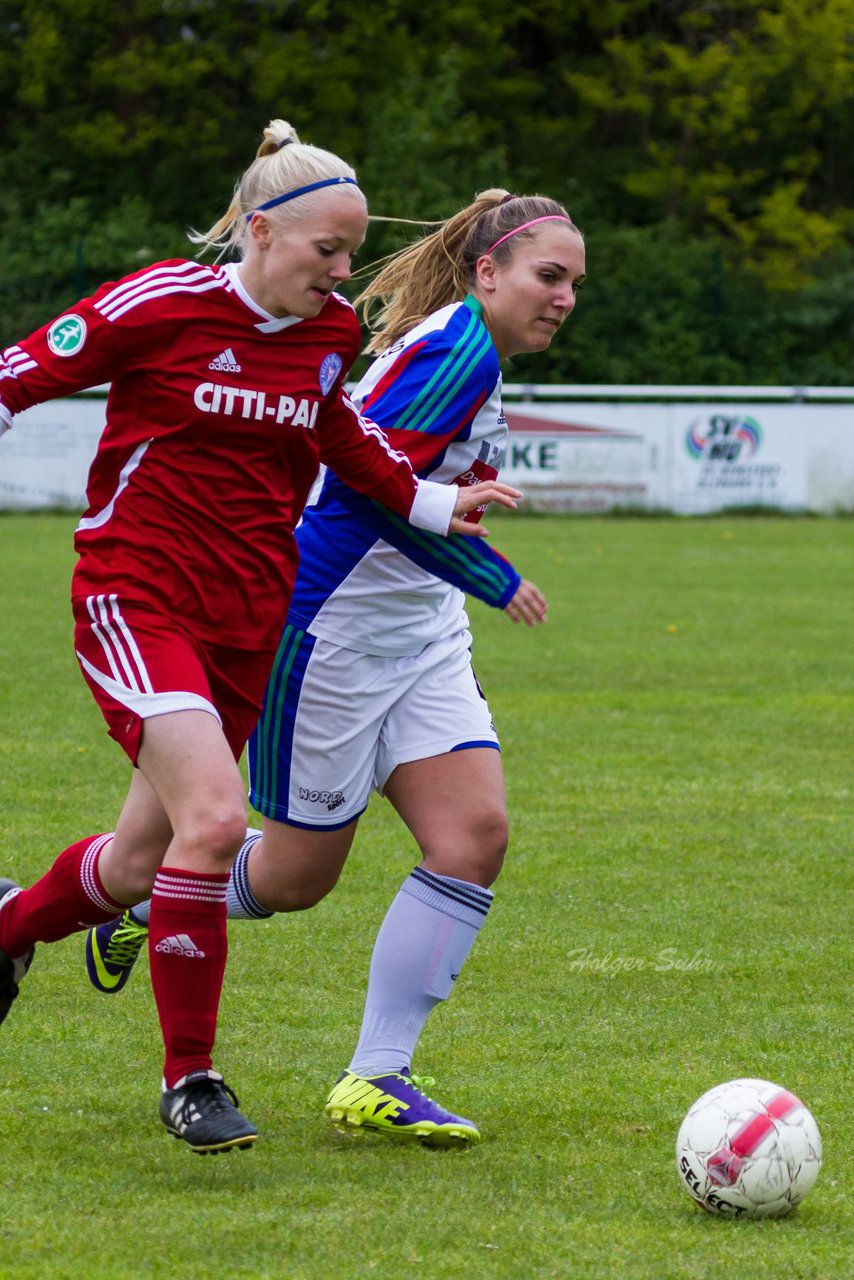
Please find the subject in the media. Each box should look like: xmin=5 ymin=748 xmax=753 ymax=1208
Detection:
xmin=247 ymin=626 xmax=499 ymax=829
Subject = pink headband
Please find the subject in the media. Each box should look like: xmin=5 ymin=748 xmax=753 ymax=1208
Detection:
xmin=486 ymin=215 xmax=573 ymax=255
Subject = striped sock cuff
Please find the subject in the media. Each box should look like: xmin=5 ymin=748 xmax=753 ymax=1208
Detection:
xmin=227 ymin=830 xmax=273 ymax=920
xmin=152 ymin=868 xmax=228 ymax=906
xmin=80 ymin=833 xmax=124 ymax=913
xmin=403 ymin=865 xmax=494 ymax=929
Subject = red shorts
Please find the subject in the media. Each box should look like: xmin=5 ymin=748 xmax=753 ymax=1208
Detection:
xmin=72 ymin=593 xmax=277 ymax=765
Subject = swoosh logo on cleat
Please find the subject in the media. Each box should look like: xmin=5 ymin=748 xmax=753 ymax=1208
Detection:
xmin=326 ymin=1073 xmax=410 ymax=1120
xmin=88 ymin=941 xmax=125 ymax=990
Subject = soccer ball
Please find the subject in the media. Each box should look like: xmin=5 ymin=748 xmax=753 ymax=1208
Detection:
xmin=675 ymin=1078 xmax=822 ymax=1218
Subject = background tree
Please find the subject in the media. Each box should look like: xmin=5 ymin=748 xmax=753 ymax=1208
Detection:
xmin=1 ymin=0 xmax=852 ymax=382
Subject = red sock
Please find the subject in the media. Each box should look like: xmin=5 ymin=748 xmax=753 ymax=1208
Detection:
xmin=148 ymin=868 xmax=229 ymax=1088
xmin=0 ymin=834 xmax=123 ymax=955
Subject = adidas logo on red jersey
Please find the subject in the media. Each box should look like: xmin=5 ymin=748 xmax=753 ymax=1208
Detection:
xmin=209 ymin=348 xmax=242 ymax=373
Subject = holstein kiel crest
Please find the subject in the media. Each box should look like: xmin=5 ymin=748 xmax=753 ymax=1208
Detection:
xmin=319 ymin=352 xmax=343 ymax=395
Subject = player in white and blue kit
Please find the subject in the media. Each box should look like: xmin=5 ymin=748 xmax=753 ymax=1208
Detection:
xmin=249 ymin=292 xmax=519 ymax=830
xmin=86 ymin=186 xmax=587 ymax=1147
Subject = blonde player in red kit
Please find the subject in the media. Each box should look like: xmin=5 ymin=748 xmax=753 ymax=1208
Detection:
xmin=0 ymin=120 xmax=518 ymax=1154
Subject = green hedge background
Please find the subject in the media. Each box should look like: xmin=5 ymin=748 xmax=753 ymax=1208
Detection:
xmin=2 ymin=1 xmax=852 ymax=383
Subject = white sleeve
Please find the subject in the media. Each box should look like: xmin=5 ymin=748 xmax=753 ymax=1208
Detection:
xmin=408 ymin=477 xmax=457 ymax=535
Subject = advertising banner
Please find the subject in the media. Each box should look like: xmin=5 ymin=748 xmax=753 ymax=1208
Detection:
xmin=501 ymin=399 xmax=851 ymax=513
xmin=1 ymin=391 xmax=852 ymax=514
xmin=671 ymin=407 xmax=807 ymax=513
xmin=502 ymin=405 xmax=662 ymax=512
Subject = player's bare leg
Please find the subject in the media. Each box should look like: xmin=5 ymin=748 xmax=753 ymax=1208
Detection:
xmin=95 ymin=770 xmax=174 ymax=902
xmin=384 ymin=748 xmax=507 ymax=888
xmin=247 ymin=818 xmax=357 ymax=910
xmin=130 ymin=710 xmax=257 ymax=1153
xmin=86 ymin=814 xmax=357 ymax=992
xmin=325 ymin=748 xmax=504 ymax=1146
xmin=0 ymin=769 xmax=177 ymax=1029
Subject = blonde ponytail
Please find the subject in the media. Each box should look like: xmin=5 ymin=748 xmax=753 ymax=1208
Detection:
xmin=189 ymin=119 xmax=365 ymax=259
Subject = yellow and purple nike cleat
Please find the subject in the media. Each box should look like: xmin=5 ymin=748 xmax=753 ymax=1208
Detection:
xmin=85 ymin=909 xmax=148 ymax=993
xmin=324 ymin=1069 xmax=481 ymax=1148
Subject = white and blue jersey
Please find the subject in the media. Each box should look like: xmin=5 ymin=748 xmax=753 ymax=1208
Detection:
xmin=248 ymin=296 xmax=518 ymax=826
xmin=287 ymin=295 xmax=521 ymax=656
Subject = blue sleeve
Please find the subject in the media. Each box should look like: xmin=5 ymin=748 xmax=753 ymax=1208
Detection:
xmin=330 ymin=479 xmax=521 ymax=608
xmin=360 ymin=305 xmax=500 ymax=460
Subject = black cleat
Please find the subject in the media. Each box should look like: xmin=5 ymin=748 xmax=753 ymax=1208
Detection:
xmin=0 ymin=879 xmax=35 ymax=1027
xmin=159 ymin=1070 xmax=258 ymax=1154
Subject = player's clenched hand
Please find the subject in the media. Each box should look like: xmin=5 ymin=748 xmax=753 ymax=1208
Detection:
xmin=504 ymin=579 xmax=548 ymax=626
xmin=448 ymin=480 xmax=522 ymax=537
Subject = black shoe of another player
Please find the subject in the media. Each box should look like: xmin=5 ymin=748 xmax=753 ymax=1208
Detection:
xmin=0 ymin=879 xmax=35 ymax=1027
xmin=159 ymin=1070 xmax=258 ymax=1154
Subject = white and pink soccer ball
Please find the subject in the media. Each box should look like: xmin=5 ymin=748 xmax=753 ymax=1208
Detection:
xmin=676 ymin=1078 xmax=823 ymax=1218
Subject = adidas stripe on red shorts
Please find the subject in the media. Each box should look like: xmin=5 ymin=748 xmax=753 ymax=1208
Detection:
xmin=73 ymin=592 xmax=276 ymax=763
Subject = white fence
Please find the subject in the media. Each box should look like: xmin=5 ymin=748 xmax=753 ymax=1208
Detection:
xmin=500 ymin=385 xmax=854 ymax=514
xmin=2 ymin=385 xmax=853 ymax=514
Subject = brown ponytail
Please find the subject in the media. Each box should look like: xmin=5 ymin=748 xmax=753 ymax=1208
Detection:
xmin=357 ymin=189 xmax=574 ymax=352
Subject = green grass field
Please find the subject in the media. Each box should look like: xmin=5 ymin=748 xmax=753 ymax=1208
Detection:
xmin=0 ymin=513 xmax=851 ymax=1280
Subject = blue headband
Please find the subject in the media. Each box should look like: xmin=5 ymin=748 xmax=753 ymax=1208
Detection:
xmin=246 ymin=176 xmax=359 ymax=219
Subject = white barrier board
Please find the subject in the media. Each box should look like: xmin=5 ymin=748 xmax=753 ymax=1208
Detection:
xmin=2 ymin=391 xmax=853 ymax=514
xmin=502 ymin=399 xmax=852 ymax=513
xmin=0 ymin=399 xmax=105 ymax=510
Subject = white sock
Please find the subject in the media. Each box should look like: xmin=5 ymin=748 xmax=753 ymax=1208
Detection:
xmin=224 ymin=829 xmax=270 ymax=919
xmin=348 ymin=866 xmax=493 ymax=1078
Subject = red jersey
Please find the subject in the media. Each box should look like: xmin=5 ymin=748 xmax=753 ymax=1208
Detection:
xmin=0 ymin=259 xmax=452 ymax=647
